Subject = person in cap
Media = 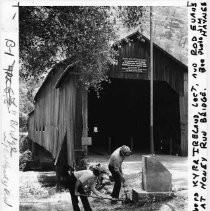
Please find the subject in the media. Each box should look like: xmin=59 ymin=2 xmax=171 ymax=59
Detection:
xmin=108 ymin=145 xmax=132 ymax=203
xmin=62 ymin=163 xmax=108 ymax=211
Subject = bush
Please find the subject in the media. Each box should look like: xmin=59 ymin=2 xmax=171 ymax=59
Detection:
xmin=19 ymin=150 xmax=33 ymax=171
xmin=19 ymin=112 xmax=28 ymax=132
xmin=19 ymin=134 xmax=30 ymax=153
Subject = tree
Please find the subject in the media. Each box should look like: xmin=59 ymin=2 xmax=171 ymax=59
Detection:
xmin=19 ymin=6 xmax=146 ymax=131
xmin=146 ymin=7 xmax=188 ymax=65
xmin=113 ymin=6 xmax=187 ymax=65
xmin=19 ymin=77 xmax=41 ymax=131
xmin=20 ymin=6 xmax=187 ymax=88
xmin=20 ymin=6 xmax=118 ymax=90
xmin=116 ymin=6 xmax=146 ymax=30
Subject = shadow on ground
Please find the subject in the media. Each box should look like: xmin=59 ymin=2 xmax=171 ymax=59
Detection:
xmin=37 ymin=172 xmax=57 ymax=188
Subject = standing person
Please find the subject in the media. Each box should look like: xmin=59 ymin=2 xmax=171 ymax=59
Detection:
xmin=108 ymin=145 xmax=132 ymax=204
xmin=62 ymin=163 xmax=108 ymax=211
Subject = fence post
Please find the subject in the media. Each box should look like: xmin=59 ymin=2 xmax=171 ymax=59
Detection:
xmin=108 ymin=137 xmax=112 ymax=155
xmin=170 ymin=138 xmax=173 ymax=155
xmin=130 ymin=137 xmax=134 ymax=152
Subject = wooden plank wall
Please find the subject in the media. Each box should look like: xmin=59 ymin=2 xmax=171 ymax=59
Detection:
xmin=82 ymin=90 xmax=88 ymax=155
xmin=110 ymin=41 xmax=149 ymax=81
xmin=32 ymin=67 xmax=62 ymax=160
xmin=110 ymin=38 xmax=186 ymax=96
xmin=28 ymin=64 xmax=72 ymax=166
xmin=27 ymin=63 xmax=83 ymax=166
xmin=179 ymin=72 xmax=188 ymax=155
xmin=58 ymin=74 xmax=83 ymax=166
xmin=28 ymin=111 xmax=35 ymax=141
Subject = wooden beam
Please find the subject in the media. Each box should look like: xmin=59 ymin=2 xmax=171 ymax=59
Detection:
xmin=179 ymin=72 xmax=188 ymax=156
xmin=170 ymin=139 xmax=173 ymax=155
xmin=82 ymin=89 xmax=88 ymax=156
xmin=130 ymin=137 xmax=134 ymax=152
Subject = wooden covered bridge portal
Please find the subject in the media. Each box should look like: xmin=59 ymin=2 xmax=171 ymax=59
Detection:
xmin=28 ymin=31 xmax=188 ymax=169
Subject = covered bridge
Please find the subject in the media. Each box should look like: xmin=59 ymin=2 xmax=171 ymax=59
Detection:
xmin=28 ymin=31 xmax=188 ymax=170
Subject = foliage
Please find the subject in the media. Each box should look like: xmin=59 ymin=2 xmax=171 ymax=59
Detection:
xmin=19 ymin=134 xmax=30 ymax=153
xmin=19 ymin=150 xmax=33 ymax=171
xmin=19 ymin=6 xmax=118 ymax=90
xmin=19 ymin=77 xmax=41 ymax=131
xmin=19 ymin=79 xmax=36 ymax=113
xmin=19 ymin=111 xmax=28 ymax=131
xmin=115 ymin=6 xmax=187 ymax=65
xmin=117 ymin=7 xmax=146 ymax=30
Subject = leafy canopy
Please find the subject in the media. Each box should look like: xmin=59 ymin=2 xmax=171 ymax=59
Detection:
xmin=19 ymin=6 xmax=145 ymax=130
xmin=20 ymin=6 xmax=119 ymax=89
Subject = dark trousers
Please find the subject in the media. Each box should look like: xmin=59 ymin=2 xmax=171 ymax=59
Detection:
xmin=108 ymin=164 xmax=121 ymax=198
xmin=67 ymin=174 xmax=92 ymax=211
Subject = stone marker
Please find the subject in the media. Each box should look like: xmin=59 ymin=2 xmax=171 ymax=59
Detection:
xmin=142 ymin=155 xmax=172 ymax=192
xmin=132 ymin=155 xmax=173 ymax=203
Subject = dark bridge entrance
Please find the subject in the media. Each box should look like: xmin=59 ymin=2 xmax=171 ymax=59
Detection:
xmin=88 ymin=78 xmax=181 ymax=155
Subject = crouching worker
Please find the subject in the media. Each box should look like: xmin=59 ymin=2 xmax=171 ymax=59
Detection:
xmin=108 ymin=145 xmax=132 ymax=204
xmin=61 ymin=163 xmax=108 ymax=211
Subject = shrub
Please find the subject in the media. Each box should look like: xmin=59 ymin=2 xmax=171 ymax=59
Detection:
xmin=19 ymin=134 xmax=30 ymax=153
xmin=19 ymin=111 xmax=28 ymax=132
xmin=19 ymin=150 xmax=33 ymax=171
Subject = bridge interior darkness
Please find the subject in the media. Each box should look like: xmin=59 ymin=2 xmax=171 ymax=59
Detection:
xmin=88 ymin=78 xmax=181 ymax=155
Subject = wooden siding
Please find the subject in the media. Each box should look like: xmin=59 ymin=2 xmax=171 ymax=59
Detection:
xmin=28 ymin=111 xmax=35 ymax=141
xmin=32 ymin=66 xmax=61 ymax=161
xmin=57 ymin=73 xmax=83 ymax=165
xmin=109 ymin=32 xmax=187 ymax=96
xmin=179 ymin=72 xmax=188 ymax=156
xmin=27 ymin=64 xmax=82 ymax=166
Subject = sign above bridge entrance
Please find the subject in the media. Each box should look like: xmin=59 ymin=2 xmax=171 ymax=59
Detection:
xmin=122 ymin=58 xmax=148 ymax=73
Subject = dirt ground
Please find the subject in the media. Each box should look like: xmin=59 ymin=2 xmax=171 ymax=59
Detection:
xmin=19 ymin=154 xmax=188 ymax=211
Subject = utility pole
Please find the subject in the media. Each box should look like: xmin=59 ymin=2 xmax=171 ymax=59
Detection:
xmin=150 ymin=6 xmax=154 ymax=155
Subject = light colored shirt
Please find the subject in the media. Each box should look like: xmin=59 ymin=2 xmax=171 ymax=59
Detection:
xmin=74 ymin=170 xmax=96 ymax=186
xmin=109 ymin=147 xmax=124 ymax=172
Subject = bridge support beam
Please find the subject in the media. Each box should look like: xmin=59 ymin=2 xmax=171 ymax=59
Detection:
xmin=179 ymin=72 xmax=188 ymax=156
xmin=82 ymin=89 xmax=89 ymax=156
